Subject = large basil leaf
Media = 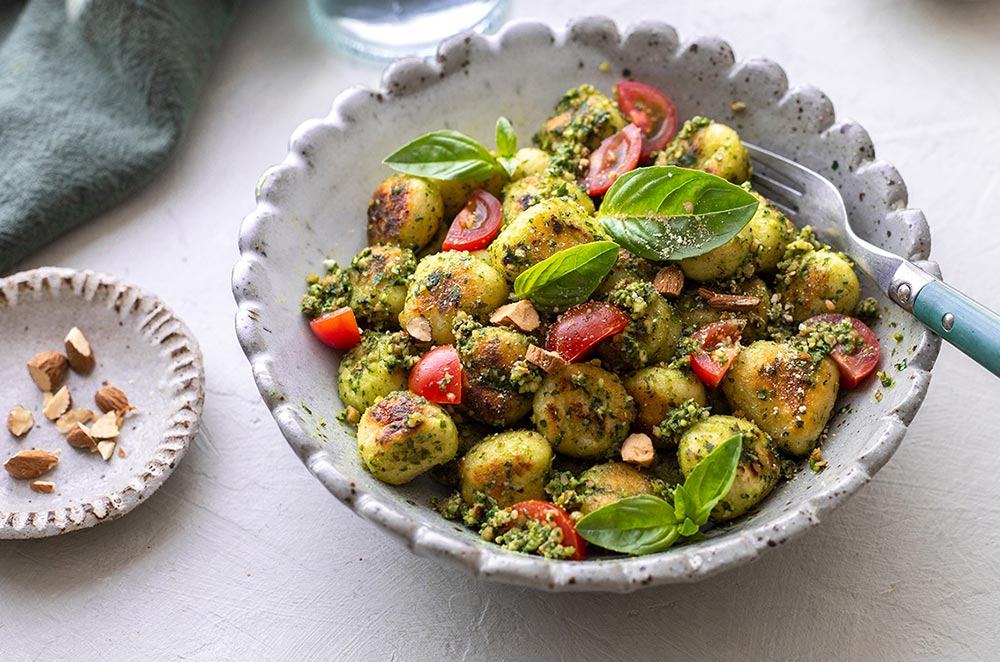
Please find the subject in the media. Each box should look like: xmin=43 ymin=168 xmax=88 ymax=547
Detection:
xmin=575 ymin=495 xmax=680 ymax=555
xmin=598 ymin=166 xmax=759 ymax=261
xmin=383 ymin=130 xmax=501 ymax=180
xmin=682 ymin=433 xmax=742 ymax=526
xmin=513 ymin=241 xmax=619 ymax=310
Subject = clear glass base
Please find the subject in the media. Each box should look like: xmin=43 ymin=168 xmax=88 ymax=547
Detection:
xmin=308 ymin=0 xmax=509 ymax=61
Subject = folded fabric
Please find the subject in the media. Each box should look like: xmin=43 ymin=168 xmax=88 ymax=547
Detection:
xmin=0 ymin=0 xmax=234 ymax=274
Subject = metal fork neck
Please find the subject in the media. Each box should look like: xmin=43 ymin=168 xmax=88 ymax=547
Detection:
xmin=888 ymin=261 xmax=937 ymax=312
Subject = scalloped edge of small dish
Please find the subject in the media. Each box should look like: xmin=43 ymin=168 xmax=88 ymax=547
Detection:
xmin=233 ymin=17 xmax=941 ymax=591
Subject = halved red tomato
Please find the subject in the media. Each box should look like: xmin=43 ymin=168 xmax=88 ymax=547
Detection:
xmin=309 ymin=307 xmax=361 ymax=350
xmin=582 ymin=123 xmax=642 ymax=196
xmin=441 ymin=189 xmax=503 ymax=251
xmin=689 ymin=319 xmax=746 ymax=388
xmin=803 ymin=314 xmax=880 ymax=388
xmin=409 ymin=345 xmax=463 ymax=404
xmin=507 ymin=500 xmax=586 ymax=561
xmin=615 ymin=81 xmax=678 ymax=160
xmin=545 ymin=301 xmax=632 ymax=362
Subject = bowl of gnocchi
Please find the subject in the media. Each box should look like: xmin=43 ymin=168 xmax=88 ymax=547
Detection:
xmin=233 ymin=17 xmax=940 ymax=591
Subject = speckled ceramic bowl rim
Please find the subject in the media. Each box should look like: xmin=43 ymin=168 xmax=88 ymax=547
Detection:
xmin=233 ymin=17 xmax=941 ymax=591
xmin=0 ymin=267 xmax=205 ymax=539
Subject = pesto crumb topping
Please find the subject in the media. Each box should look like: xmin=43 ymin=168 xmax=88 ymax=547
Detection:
xmin=606 ymin=280 xmax=659 ymax=319
xmin=433 ymin=492 xmax=577 ymax=559
xmin=855 ymin=296 xmax=881 ymax=322
xmin=654 ymin=399 xmax=711 ymax=443
xmin=792 ymin=318 xmax=863 ymax=362
xmin=877 ymin=371 xmax=895 ymax=388
xmin=544 ymin=471 xmax=591 ymax=510
xmin=301 ymin=262 xmax=350 ymax=317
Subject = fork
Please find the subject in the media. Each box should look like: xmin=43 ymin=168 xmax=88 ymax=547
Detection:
xmin=745 ymin=142 xmax=1000 ymax=378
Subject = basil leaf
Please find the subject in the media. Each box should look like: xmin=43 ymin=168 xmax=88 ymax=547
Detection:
xmin=383 ymin=130 xmax=501 ymax=180
xmin=672 ymin=484 xmax=695 ymax=523
xmin=497 ymin=156 xmax=518 ymax=178
xmin=678 ymin=518 xmax=700 ymax=537
xmin=495 ymin=116 xmax=517 ymax=158
xmin=597 ymin=166 xmax=759 ymax=261
xmin=575 ymin=495 xmax=680 ymax=555
xmin=513 ymin=241 xmax=619 ymax=310
xmin=682 ymin=433 xmax=742 ymax=526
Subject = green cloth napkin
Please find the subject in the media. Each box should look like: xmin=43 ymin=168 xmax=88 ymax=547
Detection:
xmin=0 ymin=0 xmax=234 ymax=274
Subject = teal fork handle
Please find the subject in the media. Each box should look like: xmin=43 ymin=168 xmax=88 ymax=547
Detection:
xmin=912 ymin=280 xmax=1000 ymax=377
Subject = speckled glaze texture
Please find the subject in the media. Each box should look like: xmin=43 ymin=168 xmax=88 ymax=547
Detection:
xmin=233 ymin=18 xmax=940 ymax=592
xmin=0 ymin=268 xmax=205 ymax=539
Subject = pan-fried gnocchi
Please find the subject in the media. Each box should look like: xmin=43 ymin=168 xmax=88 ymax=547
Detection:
xmin=301 ymin=79 xmax=884 ymax=561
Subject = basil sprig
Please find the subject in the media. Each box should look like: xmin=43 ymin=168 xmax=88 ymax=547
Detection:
xmin=383 ymin=116 xmax=521 ymax=181
xmin=495 ymin=116 xmax=518 ymax=177
xmin=575 ymin=434 xmax=743 ymax=555
xmin=597 ymin=166 xmax=759 ymax=261
xmin=513 ymin=241 xmax=619 ymax=310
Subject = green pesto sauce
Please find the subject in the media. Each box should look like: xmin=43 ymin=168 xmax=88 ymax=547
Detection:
xmin=792 ymin=318 xmax=863 ymax=362
xmin=654 ymin=398 xmax=711 ymax=443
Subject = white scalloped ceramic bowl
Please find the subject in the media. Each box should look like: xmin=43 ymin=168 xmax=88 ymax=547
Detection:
xmin=234 ymin=18 xmax=940 ymax=591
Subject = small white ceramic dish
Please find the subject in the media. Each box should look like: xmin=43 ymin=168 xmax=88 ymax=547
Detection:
xmin=0 ymin=268 xmax=204 ymax=539
xmin=234 ymin=17 xmax=940 ymax=591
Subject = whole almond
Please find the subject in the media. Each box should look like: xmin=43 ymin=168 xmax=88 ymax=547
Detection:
xmin=7 ymin=406 xmax=34 ymax=437
xmin=66 ymin=423 xmax=97 ymax=451
xmin=42 ymin=386 xmax=72 ymax=420
xmin=26 ymin=351 xmax=68 ymax=392
xmin=64 ymin=327 xmax=96 ymax=373
xmin=4 ymin=449 xmax=59 ymax=480
xmin=95 ymin=385 xmax=131 ymax=414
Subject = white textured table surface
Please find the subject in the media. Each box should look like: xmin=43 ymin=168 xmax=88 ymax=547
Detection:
xmin=4 ymin=1 xmax=1000 ymax=660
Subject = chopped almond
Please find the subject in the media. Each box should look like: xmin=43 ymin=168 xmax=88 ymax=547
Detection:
xmin=654 ymin=265 xmax=685 ymax=298
xmin=66 ymin=423 xmax=97 ymax=451
xmin=55 ymin=408 xmax=97 ymax=434
xmin=489 ymin=300 xmax=541 ymax=332
xmin=30 ymin=481 xmax=56 ymax=494
xmin=621 ymin=433 xmax=656 ymax=468
xmin=405 ymin=316 xmax=432 ymax=343
xmin=90 ymin=411 xmax=120 ymax=440
xmin=97 ymin=441 xmax=116 ymax=462
xmin=64 ymin=327 xmax=96 ymax=373
xmin=42 ymin=386 xmax=72 ymax=420
xmin=525 ymin=344 xmax=566 ymax=374
xmin=7 ymin=406 xmax=34 ymax=437
xmin=26 ymin=351 xmax=69 ymax=392
xmin=697 ymin=288 xmax=762 ymax=311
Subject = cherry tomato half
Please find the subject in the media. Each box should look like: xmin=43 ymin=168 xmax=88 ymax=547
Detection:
xmin=582 ymin=123 xmax=642 ymax=196
xmin=442 ymin=189 xmax=503 ymax=252
xmin=615 ymin=81 xmax=679 ymax=160
xmin=803 ymin=314 xmax=880 ymax=389
xmin=507 ymin=501 xmax=586 ymax=561
xmin=689 ymin=319 xmax=746 ymax=388
xmin=309 ymin=307 xmax=361 ymax=350
xmin=545 ymin=301 xmax=632 ymax=363
xmin=409 ymin=345 xmax=463 ymax=404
